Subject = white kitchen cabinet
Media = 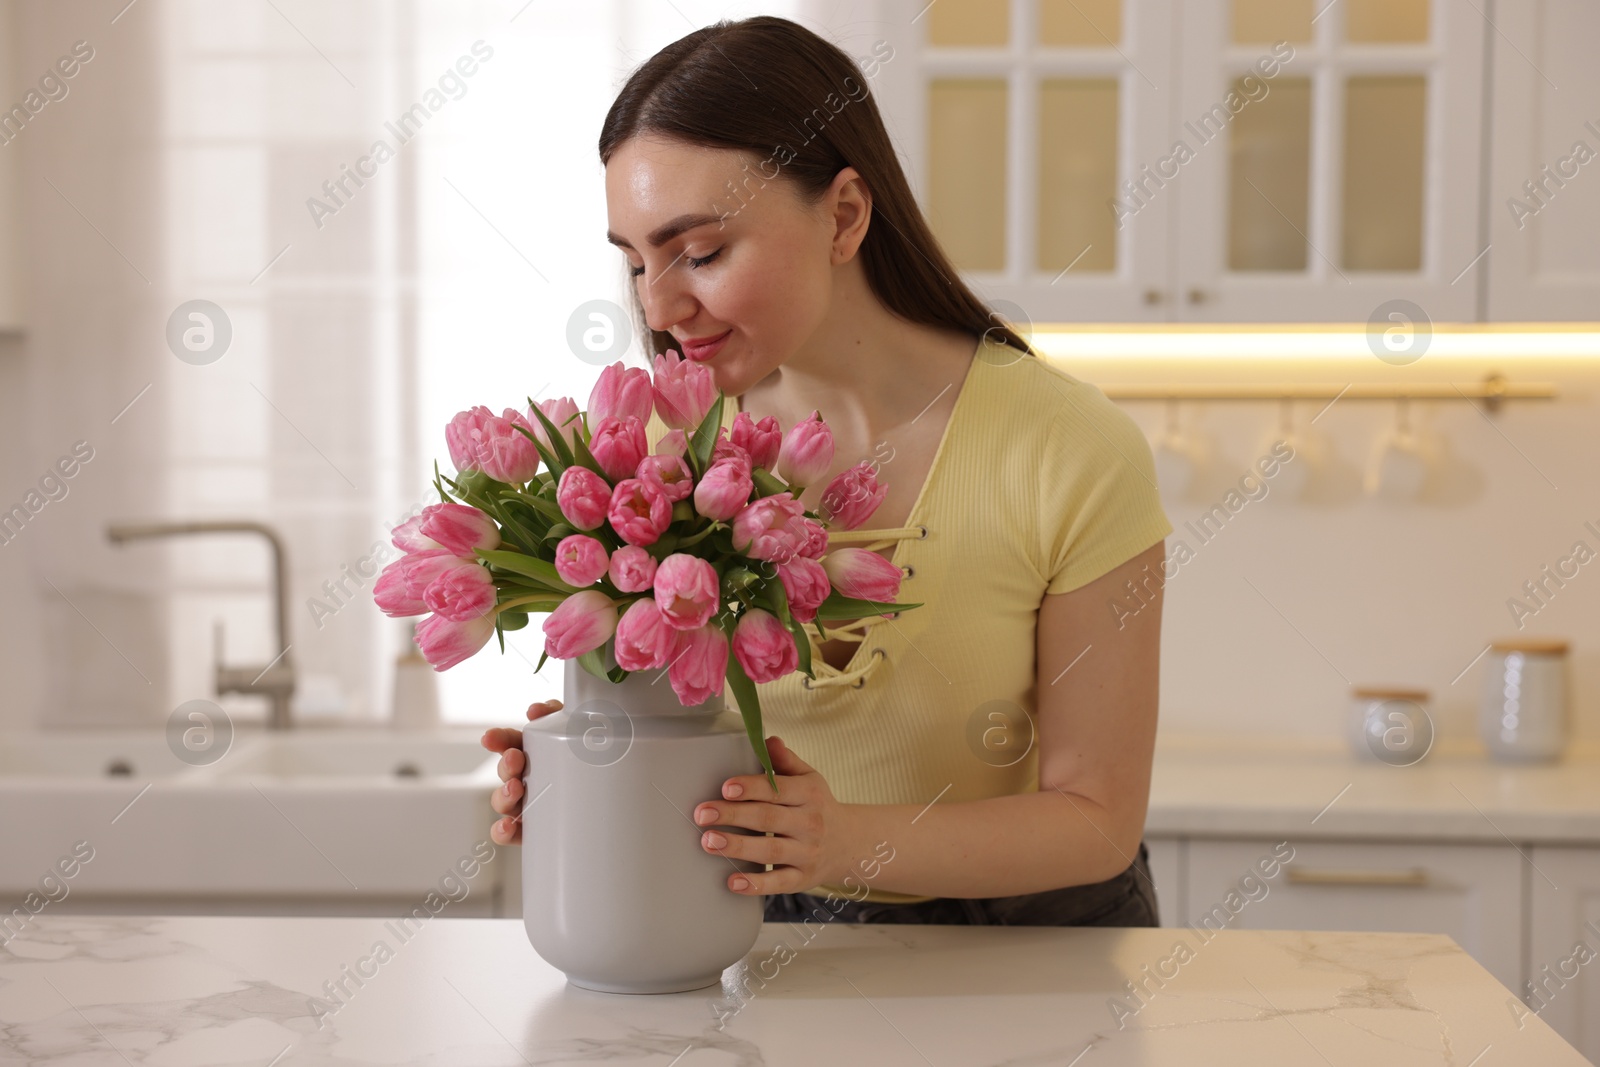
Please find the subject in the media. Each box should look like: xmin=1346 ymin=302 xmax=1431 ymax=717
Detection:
xmin=1528 ymin=847 xmax=1600 ymax=1063
xmin=1172 ymin=0 xmax=1486 ymax=323
xmin=876 ymin=0 xmax=1487 ymax=323
xmin=1484 ymin=0 xmax=1600 ymax=321
xmin=1182 ymin=837 xmax=1524 ymax=990
xmin=1145 ymin=835 xmax=1184 ymax=925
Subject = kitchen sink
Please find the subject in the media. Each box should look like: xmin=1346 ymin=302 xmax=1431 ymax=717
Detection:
xmin=0 ymin=731 xmax=200 ymax=780
xmin=215 ymin=733 xmax=498 ymax=780
xmin=0 ymin=728 xmax=503 ymax=899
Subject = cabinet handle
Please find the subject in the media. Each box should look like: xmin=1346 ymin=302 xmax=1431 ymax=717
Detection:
xmin=1143 ymin=288 xmax=1164 ymax=305
xmin=1285 ymin=866 xmax=1429 ymax=887
xmin=1187 ymin=288 xmax=1208 ymax=304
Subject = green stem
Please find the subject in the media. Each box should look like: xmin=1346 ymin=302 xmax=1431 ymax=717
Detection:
xmin=676 ymin=522 xmax=720 ymax=549
xmin=497 ymin=595 xmax=563 ymax=613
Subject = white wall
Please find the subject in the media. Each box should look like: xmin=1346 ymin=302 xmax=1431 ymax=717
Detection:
xmin=1083 ymin=350 xmax=1600 ymax=746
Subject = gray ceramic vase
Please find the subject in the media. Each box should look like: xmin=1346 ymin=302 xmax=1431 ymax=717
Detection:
xmin=520 ymin=644 xmax=765 ymax=993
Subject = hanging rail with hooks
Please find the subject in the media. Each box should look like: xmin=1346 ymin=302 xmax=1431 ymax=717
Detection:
xmin=1095 ymin=373 xmax=1555 ymax=413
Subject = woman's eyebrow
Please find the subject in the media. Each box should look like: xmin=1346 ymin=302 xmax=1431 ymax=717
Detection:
xmin=606 ymin=212 xmax=726 ymax=250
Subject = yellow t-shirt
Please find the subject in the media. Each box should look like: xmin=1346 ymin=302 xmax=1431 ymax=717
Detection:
xmin=642 ymin=335 xmax=1173 ymax=904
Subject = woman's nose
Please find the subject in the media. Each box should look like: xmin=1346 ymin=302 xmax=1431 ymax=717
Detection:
xmin=637 ymin=271 xmax=695 ymax=334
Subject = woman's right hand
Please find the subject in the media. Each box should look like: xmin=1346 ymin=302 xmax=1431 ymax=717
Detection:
xmin=480 ymin=699 xmax=564 ymax=846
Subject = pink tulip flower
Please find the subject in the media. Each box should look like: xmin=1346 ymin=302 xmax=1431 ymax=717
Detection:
xmin=390 ymin=513 xmax=439 ymax=553
xmin=529 ymin=396 xmax=583 ymax=454
xmin=637 ymin=453 xmax=694 ymax=503
xmin=374 ymin=561 xmax=424 ymax=617
xmin=443 ymin=406 xmax=491 ymax=473
xmin=608 ymin=479 xmax=672 ymax=547
xmin=820 ymin=461 xmax=888 ymax=530
xmin=418 ymin=503 xmax=501 ymax=557
xmin=554 ymin=533 xmax=610 ymax=587
xmin=777 ymin=410 xmax=833 ymax=486
xmin=732 ymin=608 xmax=799 ymax=683
xmin=651 ymin=350 xmax=716 ymax=430
xmin=776 ymin=558 xmax=831 ymax=624
xmin=794 ymin=517 xmax=828 ymax=561
xmin=589 ymin=414 xmax=649 ymax=482
xmin=668 ymin=623 xmax=729 ymax=706
xmin=541 ymin=589 xmax=618 ymax=660
xmin=730 ymin=493 xmax=808 ymax=562
xmin=731 ymin=411 xmax=782 ymax=471
xmin=657 ymin=428 xmax=688 ymax=458
xmin=422 ymin=563 xmax=497 ymax=622
xmin=375 ymin=550 xmax=476 ymax=617
xmin=822 ymin=547 xmax=904 ymax=604
xmin=613 ymin=597 xmax=679 ymax=671
xmin=556 ymin=466 xmax=612 ymax=531
xmin=693 ymin=455 xmax=754 ymax=522
xmin=589 ymin=362 xmax=654 ymax=425
xmin=416 ymin=611 xmax=498 ymax=671
xmin=711 ymin=426 xmax=751 ymax=467
xmin=445 ymin=406 xmax=541 ymax=484
xmin=607 ymin=545 xmax=658 ymax=593
xmin=653 ymin=553 xmax=720 ymax=630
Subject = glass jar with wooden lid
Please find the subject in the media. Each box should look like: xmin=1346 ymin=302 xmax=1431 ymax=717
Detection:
xmin=1479 ymin=638 xmax=1570 ymax=762
xmin=1348 ymin=686 xmax=1433 ymax=766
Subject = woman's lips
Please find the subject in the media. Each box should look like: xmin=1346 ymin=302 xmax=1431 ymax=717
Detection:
xmin=681 ymin=329 xmax=732 ymax=363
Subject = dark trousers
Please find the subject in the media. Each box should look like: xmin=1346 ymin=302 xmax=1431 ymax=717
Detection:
xmin=763 ymin=843 xmax=1158 ymax=927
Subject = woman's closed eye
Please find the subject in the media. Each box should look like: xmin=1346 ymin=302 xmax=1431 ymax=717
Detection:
xmin=628 ymin=247 xmax=722 ymax=278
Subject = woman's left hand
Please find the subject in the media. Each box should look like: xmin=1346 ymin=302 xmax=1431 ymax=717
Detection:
xmin=693 ymin=735 xmax=857 ymax=895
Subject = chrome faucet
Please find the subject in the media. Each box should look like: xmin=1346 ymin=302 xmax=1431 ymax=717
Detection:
xmin=107 ymin=521 xmax=297 ymax=730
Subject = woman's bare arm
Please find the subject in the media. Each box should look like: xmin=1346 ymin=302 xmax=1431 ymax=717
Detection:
xmin=835 ymin=541 xmax=1165 ymax=898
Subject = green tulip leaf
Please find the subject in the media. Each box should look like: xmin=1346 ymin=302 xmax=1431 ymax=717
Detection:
xmin=525 ymin=400 xmax=576 ymax=469
xmin=811 ymin=593 xmax=924 ymax=620
xmin=477 ymin=548 xmax=582 ymax=593
xmin=577 ymin=647 xmax=608 ymax=680
xmin=690 ymin=394 xmax=725 ymax=474
xmin=720 ymin=629 xmax=779 ymax=796
xmin=568 ymin=429 xmax=608 ymax=481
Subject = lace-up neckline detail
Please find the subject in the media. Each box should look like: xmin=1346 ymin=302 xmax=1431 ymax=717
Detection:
xmin=800 ymin=524 xmax=927 ymax=690
xmin=731 ymin=339 xmax=984 ymax=694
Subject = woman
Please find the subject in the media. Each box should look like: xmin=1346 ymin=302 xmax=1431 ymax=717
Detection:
xmin=481 ymin=16 xmax=1172 ymax=927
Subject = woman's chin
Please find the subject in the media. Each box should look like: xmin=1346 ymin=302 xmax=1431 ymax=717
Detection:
xmin=708 ymin=360 xmax=746 ymax=396
xmin=699 ymin=346 xmax=772 ymax=400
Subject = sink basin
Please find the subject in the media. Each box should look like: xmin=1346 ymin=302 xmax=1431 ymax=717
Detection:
xmin=216 ymin=733 xmax=497 ymax=780
xmin=0 ymin=731 xmax=198 ymax=780
xmin=0 ymin=728 xmax=503 ymax=899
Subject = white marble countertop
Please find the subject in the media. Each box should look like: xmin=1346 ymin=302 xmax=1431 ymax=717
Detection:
xmin=1147 ymin=736 xmax=1600 ymax=844
xmin=0 ymin=915 xmax=1587 ymax=1065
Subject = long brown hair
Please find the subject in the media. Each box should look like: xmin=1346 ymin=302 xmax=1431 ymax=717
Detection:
xmin=598 ymin=15 xmax=1035 ymax=362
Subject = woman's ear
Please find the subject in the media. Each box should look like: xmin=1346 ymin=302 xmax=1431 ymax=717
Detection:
xmin=826 ymin=166 xmax=872 ymax=265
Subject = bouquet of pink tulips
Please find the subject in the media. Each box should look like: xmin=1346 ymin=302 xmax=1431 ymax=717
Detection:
xmin=374 ymin=351 xmax=922 ymax=790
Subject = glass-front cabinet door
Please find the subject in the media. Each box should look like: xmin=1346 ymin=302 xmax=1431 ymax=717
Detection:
xmin=1174 ymin=0 xmax=1485 ymax=322
xmin=886 ymin=0 xmax=1487 ymax=323
xmin=889 ymin=0 xmax=1177 ymax=322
